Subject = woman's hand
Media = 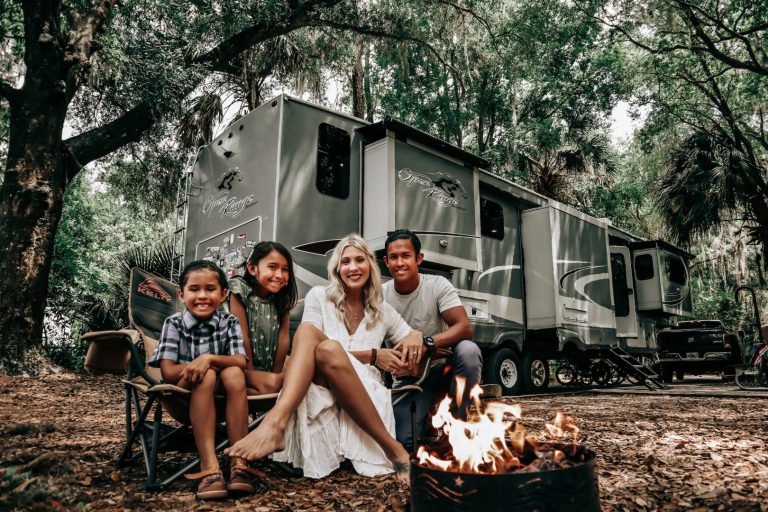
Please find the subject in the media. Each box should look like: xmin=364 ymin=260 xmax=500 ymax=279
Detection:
xmin=375 ymin=348 xmax=404 ymax=374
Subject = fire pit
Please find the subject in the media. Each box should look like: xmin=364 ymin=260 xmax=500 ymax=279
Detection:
xmin=411 ymin=382 xmax=600 ymax=512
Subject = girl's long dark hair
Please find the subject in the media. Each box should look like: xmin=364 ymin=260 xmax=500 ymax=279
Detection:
xmin=241 ymin=241 xmax=298 ymax=317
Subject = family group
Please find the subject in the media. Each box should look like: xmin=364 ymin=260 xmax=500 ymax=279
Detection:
xmin=148 ymin=229 xmax=483 ymax=499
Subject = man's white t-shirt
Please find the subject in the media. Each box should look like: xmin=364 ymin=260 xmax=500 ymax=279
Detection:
xmin=383 ymin=274 xmax=463 ymax=339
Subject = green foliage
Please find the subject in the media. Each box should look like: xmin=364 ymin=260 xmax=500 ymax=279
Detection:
xmin=46 ymin=170 xmax=173 ymax=370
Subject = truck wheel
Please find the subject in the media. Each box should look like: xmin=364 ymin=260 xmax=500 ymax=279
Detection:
xmin=521 ymin=351 xmax=550 ymax=393
xmin=675 ymin=370 xmax=684 ymax=381
xmin=484 ymin=348 xmax=522 ymax=396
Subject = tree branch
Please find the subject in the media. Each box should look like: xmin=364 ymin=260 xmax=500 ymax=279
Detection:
xmin=63 ymin=102 xmax=156 ymax=177
xmin=679 ymin=1 xmax=768 ymax=77
xmin=62 ymin=1 xmax=118 ymax=104
xmin=192 ymin=0 xmax=342 ymax=71
xmin=309 ymin=18 xmax=465 ymax=92
xmin=65 ymin=0 xmax=344 ymax=172
xmin=0 ymin=79 xmax=19 ymax=103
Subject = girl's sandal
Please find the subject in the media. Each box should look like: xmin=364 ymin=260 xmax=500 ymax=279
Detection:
xmin=185 ymin=466 xmax=228 ymax=500
xmin=227 ymin=462 xmax=267 ymax=494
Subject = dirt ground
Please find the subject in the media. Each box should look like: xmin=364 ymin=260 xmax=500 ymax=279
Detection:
xmin=1 ymin=373 xmax=766 ymax=511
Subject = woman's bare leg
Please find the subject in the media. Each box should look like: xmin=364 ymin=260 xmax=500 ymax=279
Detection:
xmin=226 ymin=323 xmax=325 ymax=460
xmin=314 ymin=339 xmax=410 ymax=481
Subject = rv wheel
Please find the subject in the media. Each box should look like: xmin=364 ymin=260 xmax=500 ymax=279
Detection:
xmin=484 ymin=348 xmax=522 ymax=396
xmin=521 ymin=351 xmax=550 ymax=393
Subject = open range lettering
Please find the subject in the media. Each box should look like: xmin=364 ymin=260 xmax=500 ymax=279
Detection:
xmin=202 ymin=190 xmax=256 ymax=219
xmin=398 ymin=168 xmax=467 ymax=210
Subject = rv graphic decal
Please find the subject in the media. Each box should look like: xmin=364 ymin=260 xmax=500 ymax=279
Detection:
xmin=217 ymin=167 xmax=243 ymax=191
xmin=662 ymin=287 xmax=690 ymax=306
xmin=558 ymin=264 xmax=611 ymax=307
xmin=202 ymin=190 xmax=256 ymax=219
xmin=293 ymin=239 xmax=342 ymax=256
xmin=397 ymin=168 xmax=467 ymax=210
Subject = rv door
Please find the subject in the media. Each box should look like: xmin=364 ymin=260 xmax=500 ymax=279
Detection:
xmin=610 ymin=246 xmax=638 ymax=338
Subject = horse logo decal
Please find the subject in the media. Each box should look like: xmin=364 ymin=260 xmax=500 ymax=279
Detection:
xmin=217 ymin=167 xmax=242 ymax=191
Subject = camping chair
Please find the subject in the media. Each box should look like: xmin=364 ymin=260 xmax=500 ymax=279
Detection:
xmin=83 ymin=268 xmax=278 ymax=490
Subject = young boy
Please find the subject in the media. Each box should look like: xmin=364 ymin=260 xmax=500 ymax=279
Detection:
xmin=382 ymin=229 xmax=483 ymax=450
xmin=148 ymin=260 xmax=253 ymax=500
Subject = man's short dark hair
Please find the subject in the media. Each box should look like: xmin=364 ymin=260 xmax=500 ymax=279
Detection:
xmin=384 ymin=229 xmax=421 ymax=255
xmin=179 ymin=260 xmax=228 ymax=289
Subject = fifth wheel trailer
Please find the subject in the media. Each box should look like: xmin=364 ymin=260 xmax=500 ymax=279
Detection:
xmin=175 ymin=94 xmax=694 ymax=395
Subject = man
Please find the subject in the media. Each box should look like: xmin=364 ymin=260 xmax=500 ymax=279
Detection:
xmin=382 ymin=229 xmax=483 ymax=450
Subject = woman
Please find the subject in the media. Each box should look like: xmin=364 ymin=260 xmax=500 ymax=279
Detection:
xmin=226 ymin=234 xmax=419 ymax=482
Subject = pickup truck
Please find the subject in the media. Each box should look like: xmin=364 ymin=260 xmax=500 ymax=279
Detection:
xmin=655 ymin=320 xmax=740 ymax=382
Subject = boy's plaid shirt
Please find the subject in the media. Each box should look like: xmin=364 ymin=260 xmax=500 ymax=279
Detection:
xmin=148 ymin=310 xmax=245 ymax=367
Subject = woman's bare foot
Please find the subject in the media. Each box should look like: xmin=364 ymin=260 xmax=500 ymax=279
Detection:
xmin=225 ymin=417 xmax=286 ymax=461
xmin=392 ymin=459 xmax=410 ymax=485
xmin=386 ymin=443 xmax=411 ymax=485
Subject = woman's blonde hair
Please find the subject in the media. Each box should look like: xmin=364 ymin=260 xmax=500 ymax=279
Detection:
xmin=326 ymin=234 xmax=383 ymax=328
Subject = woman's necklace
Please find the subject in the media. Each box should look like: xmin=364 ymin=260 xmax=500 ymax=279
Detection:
xmin=345 ymin=301 xmax=363 ymax=322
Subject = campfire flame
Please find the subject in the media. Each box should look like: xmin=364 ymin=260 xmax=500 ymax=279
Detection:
xmin=416 ymin=379 xmax=581 ymax=474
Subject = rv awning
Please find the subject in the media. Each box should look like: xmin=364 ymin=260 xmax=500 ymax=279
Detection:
xmin=628 ymin=240 xmax=695 ymax=260
xmin=357 ymin=117 xmax=490 ymax=169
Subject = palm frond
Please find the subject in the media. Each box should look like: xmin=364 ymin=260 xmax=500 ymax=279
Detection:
xmin=80 ymin=244 xmax=175 ymax=331
xmin=658 ymin=131 xmax=743 ymax=245
xmin=176 ymin=93 xmax=224 ymax=149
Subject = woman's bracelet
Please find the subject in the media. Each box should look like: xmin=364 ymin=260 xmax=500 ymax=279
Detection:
xmin=370 ymin=348 xmax=378 ymax=367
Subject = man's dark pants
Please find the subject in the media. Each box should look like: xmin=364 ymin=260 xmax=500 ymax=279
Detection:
xmin=393 ymin=340 xmax=482 ymax=450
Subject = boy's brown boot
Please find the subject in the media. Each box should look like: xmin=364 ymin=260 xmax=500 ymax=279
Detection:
xmin=185 ymin=466 xmax=228 ymax=500
xmin=227 ymin=460 xmax=266 ymax=495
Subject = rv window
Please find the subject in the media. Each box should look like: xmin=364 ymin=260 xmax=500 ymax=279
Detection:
xmin=480 ymin=198 xmax=504 ymax=240
xmin=635 ymin=254 xmax=654 ymax=280
xmin=665 ymin=255 xmax=687 ymax=285
xmin=316 ymin=123 xmax=351 ymax=199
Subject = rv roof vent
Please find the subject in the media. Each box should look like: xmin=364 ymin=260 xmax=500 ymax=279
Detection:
xmin=228 ymin=132 xmax=233 ymax=138
xmin=217 ymin=140 xmax=222 ymax=145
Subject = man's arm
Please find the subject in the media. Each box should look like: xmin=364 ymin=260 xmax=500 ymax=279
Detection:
xmin=433 ymin=305 xmax=473 ymax=349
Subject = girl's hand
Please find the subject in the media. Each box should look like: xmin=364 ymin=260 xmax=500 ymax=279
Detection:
xmin=375 ymin=348 xmax=403 ymax=374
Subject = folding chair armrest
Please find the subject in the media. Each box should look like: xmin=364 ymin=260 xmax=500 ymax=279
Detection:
xmin=85 ymin=328 xmax=163 ymax=387
xmin=147 ymin=383 xmax=191 ymax=396
xmin=83 ymin=329 xmax=141 ymax=375
xmin=391 ymin=384 xmax=423 ymax=394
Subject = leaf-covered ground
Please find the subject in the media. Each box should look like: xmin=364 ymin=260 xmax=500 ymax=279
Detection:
xmin=1 ymin=374 xmax=766 ymax=511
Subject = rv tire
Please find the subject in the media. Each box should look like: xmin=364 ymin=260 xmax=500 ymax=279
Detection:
xmin=484 ymin=348 xmax=522 ymax=396
xmin=521 ymin=351 xmax=550 ymax=393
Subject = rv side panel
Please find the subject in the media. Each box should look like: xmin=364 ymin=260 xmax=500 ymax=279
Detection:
xmin=184 ymin=100 xmax=281 ymax=275
xmin=521 ymin=207 xmax=556 ymax=328
xmin=276 ymin=98 xmax=367 ymax=297
xmin=459 ymin=183 xmax=525 ymax=349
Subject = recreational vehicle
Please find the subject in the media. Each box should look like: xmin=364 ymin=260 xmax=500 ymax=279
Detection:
xmin=175 ymin=95 xmax=694 ymax=395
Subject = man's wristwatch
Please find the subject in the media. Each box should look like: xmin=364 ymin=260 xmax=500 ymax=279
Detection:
xmin=422 ymin=336 xmax=436 ymax=355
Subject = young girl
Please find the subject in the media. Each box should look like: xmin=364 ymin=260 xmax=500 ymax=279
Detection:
xmin=227 ymin=242 xmax=298 ymax=395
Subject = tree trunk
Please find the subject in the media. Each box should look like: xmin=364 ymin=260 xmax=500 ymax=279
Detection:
xmin=0 ymin=98 xmax=68 ymax=374
xmin=0 ymin=0 xmax=74 ymax=374
xmin=351 ymin=37 xmax=366 ymax=119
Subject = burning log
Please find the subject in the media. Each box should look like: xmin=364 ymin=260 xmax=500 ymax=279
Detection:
xmin=411 ymin=381 xmax=600 ymax=511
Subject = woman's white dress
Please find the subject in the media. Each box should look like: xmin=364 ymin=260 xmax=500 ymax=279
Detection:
xmin=271 ymin=286 xmax=411 ymax=478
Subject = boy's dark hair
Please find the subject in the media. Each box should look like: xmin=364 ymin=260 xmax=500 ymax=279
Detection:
xmin=384 ymin=229 xmax=421 ymax=255
xmin=241 ymin=241 xmax=298 ymax=317
xmin=179 ymin=260 xmax=228 ymax=290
